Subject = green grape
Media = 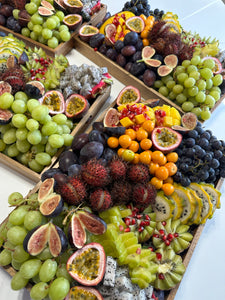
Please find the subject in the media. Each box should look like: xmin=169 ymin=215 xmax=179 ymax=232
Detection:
xmin=45 ymin=142 xmax=58 ymax=156
xmin=161 ymin=75 xmax=173 ymax=84
xmin=16 ymin=139 xmax=31 ymax=153
xmin=0 ymin=123 xmax=12 ymax=134
xmin=190 ymin=55 xmax=201 ymax=65
xmin=31 ymin=13 xmax=44 ymax=25
xmin=206 ymin=78 xmax=213 ymax=89
xmin=52 ymin=114 xmax=67 ymax=125
xmin=176 ymin=72 xmax=188 ymax=83
xmin=158 ymin=86 xmax=169 ymax=97
xmin=16 ymin=127 xmax=28 ymax=140
xmin=56 ymin=263 xmax=72 ymax=282
xmin=195 ymin=91 xmax=206 ymax=103
xmin=168 ymin=91 xmax=176 ymax=100
xmin=38 ymin=35 xmax=47 ymax=44
xmin=209 ymin=90 xmax=220 ymax=101
xmin=39 ymin=259 xmax=58 ymax=282
xmin=212 ymin=74 xmax=223 ymax=86
xmin=41 ymin=114 xmax=52 ymax=125
xmin=7 ymin=143 xmax=20 ymax=157
xmin=0 ymin=248 xmax=12 ymax=266
xmin=27 ymin=130 xmax=42 ymax=145
xmin=52 ymin=15 xmax=60 ymax=26
xmin=35 ymin=152 xmax=52 ymax=166
xmin=40 ymin=135 xmax=48 ymax=145
xmin=8 ymin=192 xmax=24 ymax=206
xmin=14 ymin=91 xmax=28 ymax=102
xmin=42 ymin=28 xmax=53 ymax=39
xmin=166 ymin=80 xmax=176 ymax=90
xmin=11 ymin=271 xmax=29 ymax=290
xmin=33 ymin=24 xmax=43 ymax=35
xmin=65 ymin=119 xmax=73 ymax=129
xmin=7 ymin=226 xmax=27 ymax=245
xmin=0 ymin=92 xmax=14 ymax=109
xmin=21 ymin=27 xmax=30 ymax=37
xmin=37 ymin=247 xmax=53 ymax=260
xmin=24 ymin=210 xmax=44 ymax=231
xmin=174 ymin=66 xmax=186 ymax=75
xmin=26 ymin=119 xmax=39 ymax=131
xmin=172 ymin=84 xmax=183 ymax=94
xmin=189 ymin=71 xmax=200 ymax=80
xmin=61 ymin=124 xmax=71 ymax=134
xmin=17 ymin=153 xmax=29 ymax=165
xmin=62 ymin=133 xmax=73 ymax=146
xmin=31 ymin=0 xmax=41 ymax=5
xmin=26 ymin=193 xmax=40 ymax=209
xmin=27 ymin=99 xmax=40 ymax=112
xmin=11 ymin=259 xmax=22 ymax=270
xmin=28 ymin=159 xmax=44 ymax=172
xmin=176 ymin=93 xmax=187 ymax=104
xmin=48 ymin=134 xmax=64 ymax=148
xmin=11 ymin=99 xmax=27 ymax=113
xmin=200 ymin=68 xmax=213 ymax=80
xmin=27 ymin=21 xmax=34 ymax=30
xmin=48 ymin=277 xmax=70 ymax=300
xmin=189 ymin=96 xmax=198 ymax=106
xmin=202 ymin=58 xmax=216 ymax=70
xmin=187 ymin=65 xmax=198 ymax=73
xmin=0 ymin=139 xmax=6 ymax=151
xmin=31 ymin=144 xmax=45 ymax=154
xmin=30 ymin=31 xmax=38 ymax=41
xmin=12 ymin=244 xmax=30 ymax=263
xmin=4 ymin=240 xmax=15 ymax=250
xmin=25 ymin=2 xmax=38 ymax=14
xmin=182 ymin=60 xmax=191 ymax=68
xmin=200 ymin=108 xmax=211 ymax=120
xmin=181 ymin=101 xmax=194 ymax=112
xmin=42 ymin=121 xmax=58 ymax=136
xmin=20 ymin=259 xmax=42 ymax=279
xmin=210 ymin=86 xmax=221 ymax=93
xmin=191 ymin=107 xmax=202 ymax=117
xmin=13 ymin=9 xmax=20 ymax=19
xmin=196 ymin=79 xmax=206 ymax=91
xmin=48 ymin=37 xmax=59 ymax=49
xmin=154 ymin=80 xmax=164 ymax=89
xmin=46 ymin=17 xmax=57 ymax=30
xmin=30 ymin=282 xmax=49 ymax=300
xmin=184 ymin=77 xmax=196 ymax=88
xmin=56 ymin=125 xmax=63 ymax=135
xmin=12 ymin=113 xmax=28 ymax=128
xmin=205 ymin=95 xmax=216 ymax=108
xmin=56 ymin=11 xmax=65 ymax=22
xmin=188 ymin=86 xmax=199 ymax=97
xmin=32 ymin=105 xmax=49 ymax=123
xmin=3 ymin=128 xmax=17 ymax=144
xmin=59 ymin=30 xmax=71 ymax=42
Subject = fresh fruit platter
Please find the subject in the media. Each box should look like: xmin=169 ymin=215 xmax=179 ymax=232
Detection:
xmin=0 ymin=32 xmax=112 ymax=182
xmin=0 ymin=84 xmax=224 ymax=300
xmin=0 ymin=0 xmax=107 ymax=56
xmin=74 ymin=1 xmax=225 ymax=121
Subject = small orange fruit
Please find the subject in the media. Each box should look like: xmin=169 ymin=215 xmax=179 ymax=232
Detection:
xmin=150 ymin=177 xmax=163 ymax=189
xmin=141 ymin=29 xmax=149 ymax=39
xmin=118 ymin=134 xmax=132 ymax=148
xmin=155 ymin=166 xmax=169 ymax=181
xmin=139 ymin=150 xmax=151 ymax=164
xmin=165 ymin=162 xmax=177 ymax=176
xmin=142 ymin=120 xmax=155 ymax=133
xmin=149 ymin=162 xmax=159 ymax=174
xmin=142 ymin=38 xmax=150 ymax=46
xmin=136 ymin=128 xmax=148 ymax=141
xmin=132 ymin=153 xmax=140 ymax=164
xmin=128 ymin=140 xmax=139 ymax=152
xmin=159 ymin=155 xmax=167 ymax=166
xmin=166 ymin=152 xmax=179 ymax=163
xmin=163 ymin=176 xmax=174 ymax=184
xmin=151 ymin=150 xmax=165 ymax=165
xmin=122 ymin=149 xmax=135 ymax=162
xmin=140 ymin=138 xmax=152 ymax=150
xmin=107 ymin=136 xmax=119 ymax=148
xmin=117 ymin=148 xmax=125 ymax=157
xmin=162 ymin=183 xmax=175 ymax=196
xmin=125 ymin=128 xmax=137 ymax=140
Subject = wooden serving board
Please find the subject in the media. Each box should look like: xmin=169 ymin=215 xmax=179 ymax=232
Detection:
xmin=0 ymin=4 xmax=107 ymax=57
xmin=0 ymin=85 xmax=111 ymax=183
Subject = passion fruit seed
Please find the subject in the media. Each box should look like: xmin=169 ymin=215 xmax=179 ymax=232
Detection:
xmin=65 ymin=15 xmax=79 ymax=24
xmin=155 ymin=128 xmax=178 ymax=147
xmin=121 ymin=90 xmax=138 ymax=104
xmin=66 ymin=97 xmax=84 ymax=114
xmin=42 ymin=92 xmax=61 ymax=112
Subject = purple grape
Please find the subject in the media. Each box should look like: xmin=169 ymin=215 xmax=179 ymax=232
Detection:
xmin=59 ymin=150 xmax=78 ymax=173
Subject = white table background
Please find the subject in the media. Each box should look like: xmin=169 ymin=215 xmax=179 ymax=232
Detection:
xmin=1 ymin=0 xmax=225 ymax=299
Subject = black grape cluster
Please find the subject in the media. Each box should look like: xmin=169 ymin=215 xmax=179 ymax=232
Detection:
xmin=122 ymin=0 xmax=164 ymax=19
xmin=174 ymin=122 xmax=225 ymax=187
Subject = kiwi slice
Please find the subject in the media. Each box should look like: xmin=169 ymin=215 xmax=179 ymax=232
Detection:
xmin=153 ymin=191 xmax=175 ymax=221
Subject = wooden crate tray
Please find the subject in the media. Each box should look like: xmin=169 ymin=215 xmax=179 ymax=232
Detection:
xmin=0 ymin=4 xmax=107 ymax=57
xmin=0 ymin=85 xmax=111 ymax=183
xmin=73 ymin=36 xmax=225 ymax=117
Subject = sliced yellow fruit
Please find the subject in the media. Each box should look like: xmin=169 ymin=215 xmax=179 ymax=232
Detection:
xmin=135 ymin=113 xmax=146 ymax=124
xmin=119 ymin=116 xmax=134 ymax=127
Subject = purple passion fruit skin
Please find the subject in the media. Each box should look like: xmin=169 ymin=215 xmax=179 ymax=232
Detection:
xmin=116 ymin=85 xmax=141 ymax=106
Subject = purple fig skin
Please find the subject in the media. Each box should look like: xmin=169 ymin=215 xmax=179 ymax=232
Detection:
xmin=39 ymin=194 xmax=64 ymax=218
xmin=23 ymin=224 xmax=49 ymax=255
xmin=77 ymin=210 xmax=107 ymax=235
xmin=49 ymin=224 xmax=68 ymax=257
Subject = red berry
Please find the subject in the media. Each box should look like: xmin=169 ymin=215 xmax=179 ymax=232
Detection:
xmin=159 ymin=229 xmax=165 ymax=235
xmin=158 ymin=273 xmax=165 ymax=280
xmin=138 ymin=226 xmax=144 ymax=232
xmin=162 ymin=221 xmax=167 ymax=226
xmin=167 ymin=233 xmax=174 ymax=241
xmin=145 ymin=214 xmax=151 ymax=221
xmin=153 ymin=234 xmax=159 ymax=238
xmin=162 ymin=235 xmax=167 ymax=241
xmin=174 ymin=232 xmax=179 ymax=238
xmin=124 ymin=227 xmax=131 ymax=232
xmin=131 ymin=218 xmax=136 ymax=225
xmin=156 ymin=253 xmax=162 ymax=260
xmin=165 ymin=240 xmax=170 ymax=246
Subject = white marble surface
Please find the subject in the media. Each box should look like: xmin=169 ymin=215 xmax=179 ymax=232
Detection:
xmin=1 ymin=1 xmax=225 ymax=299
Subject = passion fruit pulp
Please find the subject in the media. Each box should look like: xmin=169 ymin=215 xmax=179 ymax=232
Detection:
xmin=116 ymin=85 xmax=141 ymax=106
xmin=79 ymin=24 xmax=99 ymax=42
xmin=65 ymin=94 xmax=89 ymax=118
xmin=125 ymin=16 xmax=145 ymax=33
xmin=66 ymin=286 xmax=103 ymax=300
xmin=63 ymin=14 xmax=82 ymax=31
xmin=39 ymin=90 xmax=65 ymax=114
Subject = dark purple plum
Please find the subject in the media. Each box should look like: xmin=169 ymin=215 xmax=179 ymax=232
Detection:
xmin=41 ymin=168 xmax=62 ymax=181
xmin=106 ymin=48 xmax=118 ymax=61
xmin=116 ymin=53 xmax=127 ymax=67
xmin=54 ymin=173 xmax=68 ymax=185
xmin=71 ymin=132 xmax=89 ymax=152
xmin=131 ymin=50 xmax=142 ymax=62
xmin=89 ymin=33 xmax=105 ymax=48
xmin=136 ymin=38 xmax=144 ymax=51
xmin=79 ymin=141 xmax=104 ymax=163
xmin=143 ymin=69 xmax=157 ymax=87
xmin=102 ymin=147 xmax=116 ymax=161
xmin=88 ymin=129 xmax=107 ymax=145
xmin=92 ymin=122 xmax=105 ymax=132
xmin=68 ymin=164 xmax=82 ymax=177
xmin=125 ymin=62 xmax=133 ymax=72
xmin=59 ymin=150 xmax=78 ymax=173
xmin=98 ymin=44 xmax=108 ymax=55
xmin=121 ymin=45 xmax=136 ymax=57
xmin=114 ymin=40 xmax=124 ymax=52
xmin=130 ymin=61 xmax=146 ymax=77
xmin=0 ymin=14 xmax=6 ymax=26
xmin=123 ymin=31 xmax=138 ymax=46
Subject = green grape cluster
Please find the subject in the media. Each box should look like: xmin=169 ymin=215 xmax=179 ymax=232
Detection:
xmin=0 ymin=92 xmax=74 ymax=173
xmin=20 ymin=0 xmax=71 ymax=48
xmin=154 ymin=55 xmax=223 ymax=120
xmin=0 ymin=191 xmax=71 ymax=300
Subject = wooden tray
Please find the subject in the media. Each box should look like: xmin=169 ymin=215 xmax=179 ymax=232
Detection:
xmin=0 ymin=85 xmax=111 ymax=183
xmin=0 ymin=4 xmax=107 ymax=57
xmin=73 ymin=37 xmax=225 ymax=117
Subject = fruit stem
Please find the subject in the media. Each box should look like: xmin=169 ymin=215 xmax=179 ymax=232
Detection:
xmin=62 ymin=203 xmax=84 ymax=226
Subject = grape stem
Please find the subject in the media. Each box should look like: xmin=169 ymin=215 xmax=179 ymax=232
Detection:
xmin=62 ymin=203 xmax=84 ymax=226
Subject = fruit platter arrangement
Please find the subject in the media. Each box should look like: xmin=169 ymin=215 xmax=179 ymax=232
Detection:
xmin=0 ymin=83 xmax=224 ymax=300
xmin=74 ymin=0 xmax=225 ymax=121
xmin=0 ymin=32 xmax=112 ymax=181
xmin=0 ymin=0 xmax=107 ymax=56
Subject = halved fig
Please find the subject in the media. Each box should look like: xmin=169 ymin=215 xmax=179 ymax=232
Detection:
xmin=6 ymin=56 xmax=18 ymax=69
xmin=0 ymin=108 xmax=13 ymax=125
xmin=65 ymin=286 xmax=103 ymax=300
xmin=0 ymin=81 xmax=12 ymax=95
xmin=25 ymin=81 xmax=45 ymax=99
xmin=164 ymin=54 xmax=178 ymax=69
xmin=67 ymin=242 xmax=106 ymax=286
xmin=125 ymin=16 xmax=145 ymax=33
xmin=39 ymin=193 xmax=63 ymax=218
xmin=181 ymin=112 xmax=197 ymax=130
xmin=53 ymin=0 xmax=67 ymax=13
xmin=49 ymin=223 xmax=68 ymax=257
xmin=142 ymin=46 xmax=155 ymax=60
xmin=68 ymin=213 xmax=86 ymax=249
xmin=63 ymin=0 xmax=83 ymax=14
xmin=77 ymin=210 xmax=107 ymax=235
xmin=38 ymin=178 xmax=55 ymax=203
xmin=103 ymin=107 xmax=120 ymax=127
xmin=65 ymin=94 xmax=89 ymax=118
xmin=116 ymin=85 xmax=141 ymax=106
xmin=38 ymin=6 xmax=54 ymax=16
xmin=104 ymin=23 xmax=116 ymax=46
xmin=157 ymin=65 xmax=173 ymax=77
xmin=41 ymin=0 xmax=55 ymax=10
xmin=63 ymin=14 xmax=82 ymax=31
xmin=79 ymin=24 xmax=99 ymax=42
xmin=144 ymin=58 xmax=162 ymax=68
xmin=18 ymin=51 xmax=29 ymax=65
xmin=39 ymin=90 xmax=65 ymax=114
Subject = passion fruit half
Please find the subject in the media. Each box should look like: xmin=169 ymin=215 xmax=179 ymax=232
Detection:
xmin=63 ymin=0 xmax=83 ymax=14
xmin=65 ymin=286 xmax=103 ymax=300
xmin=65 ymin=94 xmax=89 ymax=118
xmin=63 ymin=14 xmax=82 ymax=31
xmin=79 ymin=24 xmax=99 ymax=42
xmin=116 ymin=85 xmax=141 ymax=106
xmin=125 ymin=16 xmax=145 ymax=33
xmin=39 ymin=90 xmax=65 ymax=114
xmin=67 ymin=242 xmax=106 ymax=286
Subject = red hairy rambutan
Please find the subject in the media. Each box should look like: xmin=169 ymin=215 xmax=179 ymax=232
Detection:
xmin=110 ymin=180 xmax=132 ymax=205
xmin=108 ymin=157 xmax=127 ymax=180
xmin=132 ymin=183 xmax=157 ymax=211
xmin=89 ymin=188 xmax=113 ymax=212
xmin=0 ymin=67 xmax=26 ymax=94
xmin=127 ymin=163 xmax=150 ymax=183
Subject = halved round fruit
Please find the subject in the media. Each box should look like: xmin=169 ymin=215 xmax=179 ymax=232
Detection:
xmin=0 ymin=108 xmax=13 ymax=125
xmin=201 ymin=56 xmax=223 ymax=74
xmin=151 ymin=126 xmax=182 ymax=153
xmin=68 ymin=213 xmax=86 ymax=249
xmin=181 ymin=112 xmax=197 ymax=130
xmin=39 ymin=90 xmax=65 ymax=114
xmin=41 ymin=0 xmax=55 ymax=10
xmin=141 ymin=46 xmax=156 ymax=60
xmin=164 ymin=54 xmax=178 ymax=69
xmin=65 ymin=94 xmax=89 ymax=118
xmin=0 ymin=81 xmax=12 ymax=96
xmin=104 ymin=23 xmax=117 ymax=46
xmin=157 ymin=65 xmax=173 ymax=77
xmin=63 ymin=14 xmax=82 ymax=31
xmin=25 ymin=81 xmax=45 ymax=99
xmin=79 ymin=24 xmax=99 ymax=42
xmin=103 ymin=107 xmax=120 ymax=127
xmin=65 ymin=286 xmax=103 ymax=300
xmin=116 ymin=85 xmax=141 ymax=106
xmin=38 ymin=6 xmax=54 ymax=16
xmin=125 ymin=16 xmax=145 ymax=33
xmin=63 ymin=0 xmax=83 ymax=14
xmin=54 ymin=0 xmax=67 ymax=13
xmin=67 ymin=242 xmax=106 ymax=286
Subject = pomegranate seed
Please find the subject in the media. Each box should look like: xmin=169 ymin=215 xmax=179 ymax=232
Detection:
xmin=156 ymin=253 xmax=162 ymax=260
xmin=174 ymin=232 xmax=179 ymax=238
xmin=136 ymin=248 xmax=141 ymax=254
xmin=158 ymin=273 xmax=165 ymax=280
xmin=148 ymin=247 xmax=154 ymax=252
xmin=132 ymin=211 xmax=137 ymax=217
xmin=145 ymin=215 xmax=151 ymax=221
xmin=161 ymin=221 xmax=167 ymax=226
xmin=157 ymin=129 xmax=161 ymax=133
xmin=119 ymin=225 xmax=124 ymax=231
xmin=144 ymin=221 xmax=150 ymax=226
xmin=153 ymin=234 xmax=159 ymax=238
xmin=167 ymin=233 xmax=174 ymax=240
xmin=165 ymin=240 xmax=170 ymax=246
xmin=162 ymin=235 xmax=167 ymax=241
xmin=36 ymin=77 xmax=40 ymax=81
xmin=138 ymin=226 xmax=144 ymax=232
xmin=125 ymin=219 xmax=131 ymax=226
xmin=140 ymin=221 xmax=146 ymax=227
xmin=131 ymin=219 xmax=136 ymax=225
xmin=136 ymin=214 xmax=143 ymax=219
xmin=124 ymin=227 xmax=131 ymax=232
xmin=159 ymin=229 xmax=165 ymax=235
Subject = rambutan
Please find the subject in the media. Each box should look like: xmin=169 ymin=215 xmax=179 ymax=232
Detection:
xmin=132 ymin=183 xmax=157 ymax=212
xmin=81 ymin=159 xmax=111 ymax=187
xmin=110 ymin=180 xmax=132 ymax=205
xmin=127 ymin=163 xmax=150 ymax=183
xmin=108 ymin=157 xmax=127 ymax=180
xmin=55 ymin=175 xmax=87 ymax=206
xmin=0 ymin=67 xmax=26 ymax=94
xmin=89 ymin=188 xmax=113 ymax=212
